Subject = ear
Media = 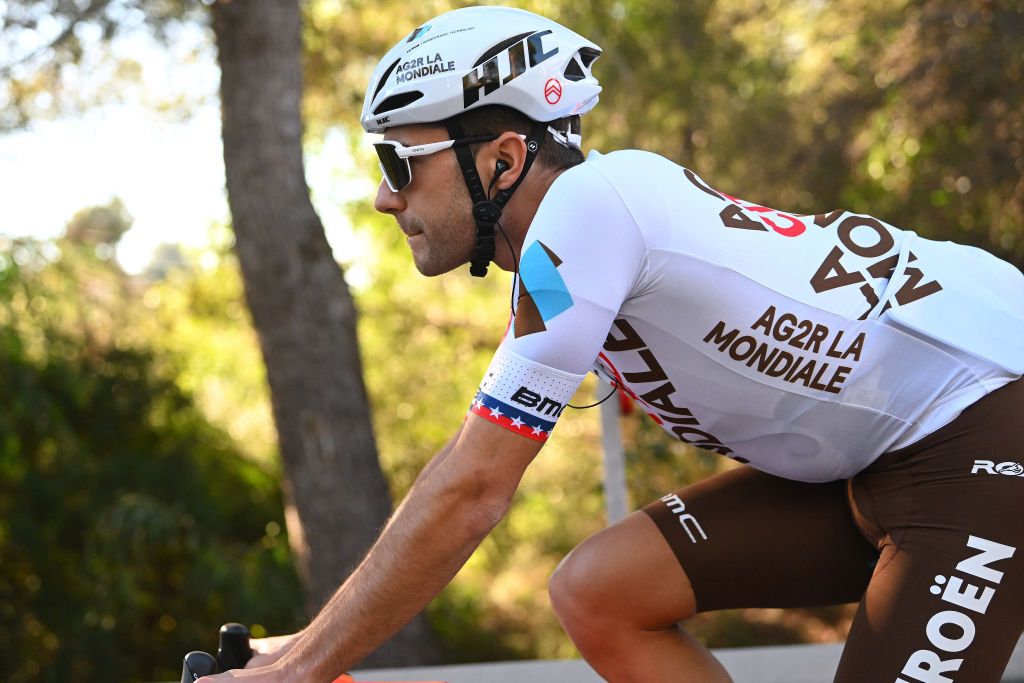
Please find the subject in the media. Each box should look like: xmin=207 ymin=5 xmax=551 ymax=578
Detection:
xmin=478 ymin=131 xmax=529 ymax=192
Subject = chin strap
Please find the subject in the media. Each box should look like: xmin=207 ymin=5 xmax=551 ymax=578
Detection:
xmin=446 ymin=118 xmax=549 ymax=277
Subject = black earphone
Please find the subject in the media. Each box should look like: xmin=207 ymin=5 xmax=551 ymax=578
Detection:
xmin=488 ymin=160 xmax=510 ymax=194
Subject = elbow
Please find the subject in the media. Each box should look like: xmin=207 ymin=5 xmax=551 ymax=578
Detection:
xmin=442 ymin=471 xmax=514 ymax=538
xmin=474 ymin=492 xmax=513 ymax=533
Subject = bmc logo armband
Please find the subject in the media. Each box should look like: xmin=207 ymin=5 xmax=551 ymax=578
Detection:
xmin=469 ymin=347 xmax=585 ymax=442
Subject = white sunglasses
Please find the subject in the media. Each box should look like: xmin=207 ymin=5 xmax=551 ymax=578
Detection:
xmin=373 ymin=133 xmax=527 ymax=191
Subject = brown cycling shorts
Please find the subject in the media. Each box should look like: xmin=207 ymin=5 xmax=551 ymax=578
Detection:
xmin=643 ymin=378 xmax=1024 ymax=682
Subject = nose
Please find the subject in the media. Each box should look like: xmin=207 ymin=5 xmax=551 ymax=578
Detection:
xmin=374 ymin=178 xmax=406 ymax=215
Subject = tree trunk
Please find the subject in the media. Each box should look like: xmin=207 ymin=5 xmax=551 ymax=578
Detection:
xmin=211 ymin=0 xmax=438 ymax=667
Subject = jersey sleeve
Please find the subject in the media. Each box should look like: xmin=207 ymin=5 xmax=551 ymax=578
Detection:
xmin=469 ymin=161 xmax=649 ymax=442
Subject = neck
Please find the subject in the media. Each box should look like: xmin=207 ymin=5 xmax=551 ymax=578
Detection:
xmin=491 ymin=164 xmax=567 ymax=272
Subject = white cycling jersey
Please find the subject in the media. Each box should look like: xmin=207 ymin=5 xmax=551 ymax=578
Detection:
xmin=469 ymin=149 xmax=1024 ymax=481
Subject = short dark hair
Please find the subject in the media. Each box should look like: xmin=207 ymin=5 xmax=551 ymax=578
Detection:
xmin=447 ymin=105 xmax=585 ymax=171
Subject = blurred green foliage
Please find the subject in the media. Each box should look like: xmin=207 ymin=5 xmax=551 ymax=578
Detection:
xmin=0 ymin=231 xmax=303 ymax=683
xmin=1 ymin=0 xmax=1022 ymax=675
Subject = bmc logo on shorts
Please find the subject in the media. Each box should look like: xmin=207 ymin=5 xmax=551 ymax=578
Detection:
xmin=660 ymin=493 xmax=708 ymax=544
xmin=971 ymin=460 xmax=1024 ymax=477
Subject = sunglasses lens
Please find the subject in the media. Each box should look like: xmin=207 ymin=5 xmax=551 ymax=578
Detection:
xmin=374 ymin=143 xmax=411 ymax=191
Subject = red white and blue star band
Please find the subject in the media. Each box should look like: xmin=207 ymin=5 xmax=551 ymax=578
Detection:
xmin=469 ymin=347 xmax=585 ymax=443
xmin=470 ymin=391 xmax=557 ymax=442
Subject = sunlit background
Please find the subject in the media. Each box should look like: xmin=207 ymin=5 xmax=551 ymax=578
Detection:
xmin=1 ymin=20 xmax=376 ymax=279
xmin=2 ymin=1 xmax=1022 ymax=681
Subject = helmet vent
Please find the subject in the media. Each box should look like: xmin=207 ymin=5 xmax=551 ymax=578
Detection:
xmin=564 ymin=47 xmax=600 ymax=82
xmin=579 ymin=47 xmax=601 ymax=68
xmin=563 ymin=57 xmax=585 ymax=82
xmin=373 ymin=91 xmax=425 ymax=115
xmin=371 ymin=59 xmax=401 ymax=102
xmin=473 ymin=31 xmax=534 ymax=67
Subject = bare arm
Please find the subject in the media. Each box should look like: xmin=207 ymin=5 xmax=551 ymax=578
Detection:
xmin=241 ymin=423 xmax=465 ymax=671
xmin=407 ymin=422 xmax=464 ymax=491
xmin=274 ymin=414 xmax=543 ymax=680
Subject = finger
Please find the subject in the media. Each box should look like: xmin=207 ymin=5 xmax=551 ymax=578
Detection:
xmin=244 ymin=653 xmax=276 ymax=669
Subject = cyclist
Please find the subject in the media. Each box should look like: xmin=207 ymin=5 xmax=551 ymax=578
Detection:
xmin=217 ymin=6 xmax=1024 ymax=682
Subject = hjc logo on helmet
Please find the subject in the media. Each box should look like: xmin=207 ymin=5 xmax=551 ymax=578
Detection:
xmin=361 ymin=7 xmax=602 ymax=134
xmin=462 ymin=30 xmax=559 ymax=108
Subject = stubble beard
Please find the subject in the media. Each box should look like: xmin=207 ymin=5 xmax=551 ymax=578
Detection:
xmin=403 ymin=186 xmax=476 ymax=277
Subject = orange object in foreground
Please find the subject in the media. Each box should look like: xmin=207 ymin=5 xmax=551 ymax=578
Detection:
xmin=334 ymin=677 xmax=445 ymax=683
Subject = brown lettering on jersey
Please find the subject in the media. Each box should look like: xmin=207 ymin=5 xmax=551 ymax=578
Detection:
xmin=606 ymin=319 xmax=734 ymax=456
xmin=720 ymin=204 xmax=768 ymax=232
xmin=703 ymin=307 xmax=864 ymax=395
xmin=842 ymin=333 xmax=865 ymax=361
xmin=604 ymin=319 xmax=646 ymax=352
xmin=640 ymin=382 xmax=692 ymax=416
xmin=866 ymin=253 xmax=901 ymax=279
xmin=895 ymin=266 xmax=943 ymax=306
xmin=810 ymin=246 xmax=864 ymax=293
xmin=623 ymin=348 xmax=669 ymax=384
xmin=837 ymin=215 xmax=895 ymax=258
xmin=705 ymin=186 xmax=941 ymax=316
xmin=671 ymin=425 xmax=723 ymax=445
xmin=750 ymin=305 xmax=776 ymax=335
xmin=810 ymin=215 xmax=942 ymax=315
xmin=684 ymin=168 xmax=725 ymax=201
xmin=704 ymin=319 xmax=740 ymax=349
xmin=857 ymin=283 xmax=881 ymax=320
xmin=814 ymin=210 xmax=844 ymax=228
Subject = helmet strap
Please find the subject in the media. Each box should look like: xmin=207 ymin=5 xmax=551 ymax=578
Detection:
xmin=446 ymin=118 xmax=549 ymax=277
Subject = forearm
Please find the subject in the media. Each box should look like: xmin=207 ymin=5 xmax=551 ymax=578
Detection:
xmin=245 ymin=629 xmax=307 ymax=668
xmin=407 ymin=424 xmax=465 ymax=492
xmin=278 ymin=465 xmax=506 ymax=680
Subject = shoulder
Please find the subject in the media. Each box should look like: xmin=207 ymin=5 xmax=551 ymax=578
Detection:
xmin=545 ymin=149 xmax=697 ymax=225
xmin=528 ymin=150 xmax=669 ymax=248
xmin=551 ymin=149 xmax=682 ymax=193
xmin=535 ymin=150 xmax=679 ymax=226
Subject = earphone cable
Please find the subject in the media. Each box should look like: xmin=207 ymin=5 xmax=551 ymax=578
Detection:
xmin=567 ymin=380 xmax=620 ymax=410
xmin=488 ymin=153 xmax=616 ymax=411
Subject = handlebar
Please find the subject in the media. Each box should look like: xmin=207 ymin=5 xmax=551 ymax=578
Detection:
xmin=181 ymin=651 xmax=218 ymax=682
xmin=179 ymin=622 xmax=253 ymax=682
xmin=180 ymin=623 xmax=367 ymax=682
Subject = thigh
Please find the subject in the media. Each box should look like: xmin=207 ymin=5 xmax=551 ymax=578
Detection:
xmin=838 ymin=379 xmax=1024 ymax=682
xmin=641 ymin=464 xmax=878 ymax=613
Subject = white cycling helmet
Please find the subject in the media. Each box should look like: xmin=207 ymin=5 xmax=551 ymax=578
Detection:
xmin=361 ymin=6 xmax=602 ymax=133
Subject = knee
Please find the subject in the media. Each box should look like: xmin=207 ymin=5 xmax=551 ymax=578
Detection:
xmin=550 ymin=513 xmax=700 ymax=651
xmin=548 ymin=542 xmax=593 ymax=622
xmin=549 ymin=536 xmax=622 ymax=645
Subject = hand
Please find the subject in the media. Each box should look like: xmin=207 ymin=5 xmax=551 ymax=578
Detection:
xmin=198 ymin=663 xmax=354 ymax=683
xmin=198 ymin=662 xmax=283 ymax=681
xmin=245 ymin=630 xmax=305 ymax=668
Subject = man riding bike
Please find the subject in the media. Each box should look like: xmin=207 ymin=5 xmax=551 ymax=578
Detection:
xmin=207 ymin=6 xmax=1024 ymax=682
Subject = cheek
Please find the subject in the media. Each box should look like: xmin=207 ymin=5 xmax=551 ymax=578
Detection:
xmin=437 ymin=153 xmax=469 ymax=195
xmin=445 ymin=181 xmax=473 ymax=229
xmin=446 ymin=164 xmax=472 ymax=209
